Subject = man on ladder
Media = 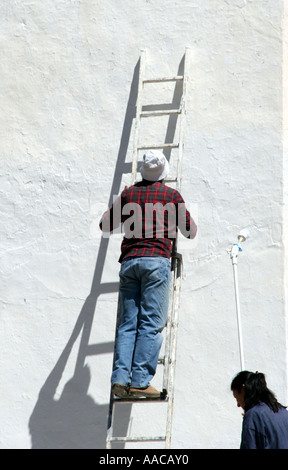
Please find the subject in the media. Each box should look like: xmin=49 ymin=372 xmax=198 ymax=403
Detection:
xmin=99 ymin=150 xmax=197 ymax=399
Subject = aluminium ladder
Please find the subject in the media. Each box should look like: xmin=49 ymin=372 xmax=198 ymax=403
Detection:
xmin=106 ymin=47 xmax=191 ymax=449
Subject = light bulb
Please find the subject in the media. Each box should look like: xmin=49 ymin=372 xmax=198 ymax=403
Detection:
xmin=238 ymin=228 xmax=249 ymax=243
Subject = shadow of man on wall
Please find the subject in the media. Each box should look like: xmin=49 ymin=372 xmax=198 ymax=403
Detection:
xmin=29 ymin=59 xmax=140 ymax=449
xmin=29 ymin=52 xmax=185 ymax=449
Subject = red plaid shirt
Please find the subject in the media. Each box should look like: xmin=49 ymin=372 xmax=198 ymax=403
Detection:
xmin=100 ymin=180 xmax=197 ymax=262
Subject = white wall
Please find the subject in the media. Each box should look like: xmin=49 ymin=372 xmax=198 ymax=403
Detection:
xmin=0 ymin=0 xmax=287 ymax=449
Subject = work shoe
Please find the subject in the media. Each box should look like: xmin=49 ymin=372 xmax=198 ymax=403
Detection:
xmin=129 ymin=385 xmax=161 ymax=398
xmin=112 ymin=383 xmax=129 ymax=398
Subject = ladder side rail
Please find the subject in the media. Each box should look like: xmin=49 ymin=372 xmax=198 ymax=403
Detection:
xmin=165 ymin=254 xmax=182 ymax=449
xmin=163 ymin=44 xmax=188 ymax=394
xmin=165 ymin=48 xmax=191 ymax=447
xmin=162 ymin=254 xmax=176 ymax=393
xmin=106 ymin=49 xmax=147 ymax=449
xmin=106 ymin=392 xmax=115 ymax=449
xmin=175 ymin=47 xmax=190 ymax=194
xmin=106 ymin=295 xmax=123 ymax=449
xmin=131 ymin=49 xmax=146 ymax=184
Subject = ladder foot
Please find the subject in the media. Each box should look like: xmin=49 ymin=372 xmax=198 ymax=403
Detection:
xmin=160 ymin=389 xmax=168 ymax=400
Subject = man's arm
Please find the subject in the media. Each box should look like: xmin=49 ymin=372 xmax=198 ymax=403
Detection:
xmin=99 ymin=193 xmax=122 ymax=233
xmin=176 ymin=199 xmax=197 ymax=239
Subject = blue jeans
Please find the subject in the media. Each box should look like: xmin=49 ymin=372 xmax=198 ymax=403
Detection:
xmin=111 ymin=256 xmax=171 ymax=389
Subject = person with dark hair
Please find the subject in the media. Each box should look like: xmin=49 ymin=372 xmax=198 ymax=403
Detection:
xmin=231 ymin=371 xmax=288 ymax=449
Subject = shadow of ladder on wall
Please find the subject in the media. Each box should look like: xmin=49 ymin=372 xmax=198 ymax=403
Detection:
xmin=106 ymin=47 xmax=191 ymax=449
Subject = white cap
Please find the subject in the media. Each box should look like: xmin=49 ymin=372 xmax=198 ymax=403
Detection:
xmin=140 ymin=150 xmax=169 ymax=181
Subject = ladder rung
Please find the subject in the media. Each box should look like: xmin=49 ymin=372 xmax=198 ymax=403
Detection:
xmin=143 ymin=76 xmax=184 ymax=83
xmin=137 ymin=143 xmax=179 ymax=150
xmin=113 ymin=395 xmax=168 ymax=402
xmin=109 ymin=435 xmax=166 ymax=442
xmin=165 ymin=178 xmax=178 ymax=183
xmin=141 ymin=109 xmax=181 ymax=117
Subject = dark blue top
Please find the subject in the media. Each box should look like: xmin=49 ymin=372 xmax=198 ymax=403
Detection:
xmin=241 ymin=402 xmax=288 ymax=449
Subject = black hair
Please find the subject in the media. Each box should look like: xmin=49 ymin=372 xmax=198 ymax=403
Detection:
xmin=231 ymin=370 xmax=285 ymax=413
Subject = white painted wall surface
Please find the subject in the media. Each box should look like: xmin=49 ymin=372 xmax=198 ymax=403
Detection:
xmin=0 ymin=0 xmax=287 ymax=449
